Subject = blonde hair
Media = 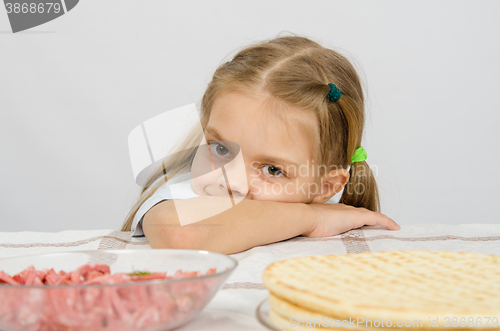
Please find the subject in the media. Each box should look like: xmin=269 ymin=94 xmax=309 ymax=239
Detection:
xmin=121 ymin=35 xmax=380 ymax=232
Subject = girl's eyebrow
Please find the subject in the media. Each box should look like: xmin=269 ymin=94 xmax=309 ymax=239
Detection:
xmin=256 ymin=155 xmax=300 ymax=168
xmin=204 ymin=126 xmax=300 ymax=168
xmin=204 ymin=126 xmax=225 ymax=141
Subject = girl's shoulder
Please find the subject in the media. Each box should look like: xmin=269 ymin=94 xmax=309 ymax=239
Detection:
xmin=131 ymin=172 xmax=199 ymax=237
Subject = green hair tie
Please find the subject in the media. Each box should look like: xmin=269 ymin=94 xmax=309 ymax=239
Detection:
xmin=327 ymin=83 xmax=341 ymax=102
xmin=351 ymin=146 xmax=367 ymax=163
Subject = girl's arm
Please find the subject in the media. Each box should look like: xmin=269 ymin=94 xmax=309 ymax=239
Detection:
xmin=143 ymin=197 xmax=314 ymax=255
xmin=142 ymin=197 xmax=399 ymax=255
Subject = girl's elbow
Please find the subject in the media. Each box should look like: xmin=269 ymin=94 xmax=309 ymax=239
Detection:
xmin=144 ymin=221 xmax=207 ymax=250
xmin=142 ymin=201 xmax=196 ymax=249
xmin=142 ymin=202 xmax=217 ymax=251
xmin=158 ymin=230 xmax=203 ymax=250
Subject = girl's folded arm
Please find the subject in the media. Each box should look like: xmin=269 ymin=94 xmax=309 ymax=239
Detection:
xmin=142 ymin=196 xmax=316 ymax=255
xmin=142 ymin=196 xmax=399 ymax=254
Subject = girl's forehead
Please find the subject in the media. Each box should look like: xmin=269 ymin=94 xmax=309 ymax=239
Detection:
xmin=207 ymin=90 xmax=320 ymax=165
xmin=210 ymin=89 xmax=318 ymax=131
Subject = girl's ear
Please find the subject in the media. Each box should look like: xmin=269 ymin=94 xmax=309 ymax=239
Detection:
xmin=311 ymin=169 xmax=350 ymax=204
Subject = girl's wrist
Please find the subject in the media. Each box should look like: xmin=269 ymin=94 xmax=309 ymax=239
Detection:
xmin=300 ymin=203 xmax=318 ymax=237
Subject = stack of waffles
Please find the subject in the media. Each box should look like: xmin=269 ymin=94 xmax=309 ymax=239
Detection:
xmin=262 ymin=250 xmax=500 ymax=331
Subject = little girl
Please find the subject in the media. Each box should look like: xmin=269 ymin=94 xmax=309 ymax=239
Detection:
xmin=121 ymin=35 xmax=400 ymax=254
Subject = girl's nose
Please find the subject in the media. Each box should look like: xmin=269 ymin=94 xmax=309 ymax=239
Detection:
xmin=217 ymin=153 xmax=249 ymax=197
xmin=225 ymin=184 xmax=245 ymax=197
xmin=218 ymin=170 xmax=249 ymax=197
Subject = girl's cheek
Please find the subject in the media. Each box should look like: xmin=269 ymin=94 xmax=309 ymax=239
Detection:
xmin=248 ymin=178 xmax=288 ymax=201
xmin=190 ymin=176 xmax=211 ymax=195
xmin=190 ymin=181 xmax=204 ymax=195
xmin=248 ymin=178 xmax=267 ymax=199
xmin=191 ymin=169 xmax=222 ymax=195
xmin=250 ymin=177 xmax=313 ymax=203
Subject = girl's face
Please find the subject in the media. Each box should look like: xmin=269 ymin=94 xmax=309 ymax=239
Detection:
xmin=190 ymin=89 xmax=330 ymax=204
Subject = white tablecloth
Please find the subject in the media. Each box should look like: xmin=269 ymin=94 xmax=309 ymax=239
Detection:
xmin=1 ymin=224 xmax=500 ymax=330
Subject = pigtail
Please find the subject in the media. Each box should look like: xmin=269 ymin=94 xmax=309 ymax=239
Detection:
xmin=335 ymin=95 xmax=381 ymax=213
xmin=340 ymin=161 xmax=380 ymax=212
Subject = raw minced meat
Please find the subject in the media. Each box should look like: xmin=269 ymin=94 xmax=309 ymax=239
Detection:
xmin=0 ymin=264 xmax=221 ymax=331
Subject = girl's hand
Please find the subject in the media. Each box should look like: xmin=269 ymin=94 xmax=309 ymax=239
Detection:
xmin=302 ymin=203 xmax=400 ymax=238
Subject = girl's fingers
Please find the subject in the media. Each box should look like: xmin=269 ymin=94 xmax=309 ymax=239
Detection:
xmin=362 ymin=212 xmax=400 ymax=230
xmin=387 ymin=221 xmax=401 ymax=230
xmin=379 ymin=215 xmax=400 ymax=230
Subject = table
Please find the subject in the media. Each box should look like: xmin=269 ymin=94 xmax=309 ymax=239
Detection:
xmin=1 ymin=224 xmax=500 ymax=330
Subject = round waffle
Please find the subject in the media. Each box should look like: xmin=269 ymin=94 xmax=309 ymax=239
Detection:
xmin=268 ymin=292 xmax=500 ymax=331
xmin=262 ymin=250 xmax=500 ymax=330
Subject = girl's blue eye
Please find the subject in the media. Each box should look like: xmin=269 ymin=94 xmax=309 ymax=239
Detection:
xmin=262 ymin=165 xmax=285 ymax=178
xmin=209 ymin=142 xmax=231 ymax=157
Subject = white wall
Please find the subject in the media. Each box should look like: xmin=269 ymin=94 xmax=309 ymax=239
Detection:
xmin=1 ymin=0 xmax=499 ymax=232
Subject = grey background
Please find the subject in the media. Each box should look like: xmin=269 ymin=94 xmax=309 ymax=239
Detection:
xmin=0 ymin=0 xmax=499 ymax=232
